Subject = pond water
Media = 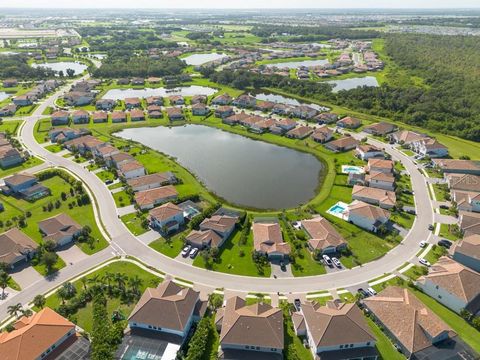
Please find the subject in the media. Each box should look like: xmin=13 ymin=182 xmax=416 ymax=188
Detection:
xmin=102 ymin=86 xmax=217 ymax=100
xmin=265 ymin=59 xmax=329 ymax=69
xmin=327 ymin=76 xmax=379 ymax=92
xmin=253 ymin=92 xmax=330 ymax=112
xmin=0 ymin=92 xmax=10 ymax=102
xmin=183 ymin=53 xmax=228 ymax=66
xmin=0 ymin=51 xmax=18 ymax=56
xmin=31 ymin=61 xmax=88 ymax=75
xmin=117 ymin=125 xmax=323 ymax=209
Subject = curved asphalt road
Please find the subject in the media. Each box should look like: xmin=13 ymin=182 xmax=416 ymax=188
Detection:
xmin=0 ymin=80 xmax=435 ymax=319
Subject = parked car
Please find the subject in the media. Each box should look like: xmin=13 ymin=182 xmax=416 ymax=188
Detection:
xmin=280 ymin=261 xmax=287 ymax=272
xmin=428 ymin=224 xmax=435 ymax=231
xmin=419 ymin=241 xmax=427 ymax=248
xmin=438 ymin=239 xmax=452 ymax=249
xmin=294 ymin=299 xmax=301 ymax=311
xmin=419 ymin=258 xmax=431 ymax=267
xmin=367 ymin=287 xmax=377 ymax=296
xmin=331 ymin=257 xmax=342 ymax=268
xmin=406 ymin=209 xmax=416 ymax=215
xmin=189 ymin=248 xmax=199 ymax=259
xmin=357 ymin=288 xmax=369 ymax=298
xmin=105 ymin=179 xmax=113 ymax=185
xmin=323 ymin=255 xmax=333 ymax=267
xmin=439 ymin=204 xmax=449 ymax=210
xmin=181 ymin=245 xmax=191 ymax=257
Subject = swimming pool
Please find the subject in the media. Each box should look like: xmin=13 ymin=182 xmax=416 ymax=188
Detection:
xmin=341 ymin=165 xmax=365 ymax=174
xmin=327 ymin=202 xmax=349 ymax=219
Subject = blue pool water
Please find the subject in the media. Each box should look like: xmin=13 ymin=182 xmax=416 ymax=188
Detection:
xmin=329 ymin=204 xmax=347 ymax=214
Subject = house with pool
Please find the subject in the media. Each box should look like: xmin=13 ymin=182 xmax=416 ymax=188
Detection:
xmin=301 ymin=216 xmax=347 ymax=255
xmin=346 ymin=200 xmax=390 ymax=233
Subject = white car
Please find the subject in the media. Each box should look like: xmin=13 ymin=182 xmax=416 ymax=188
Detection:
xmin=181 ymin=245 xmax=192 ymax=257
xmin=367 ymin=287 xmax=377 ymax=296
xmin=331 ymin=257 xmax=342 ymax=268
xmin=419 ymin=241 xmax=427 ymax=248
xmin=419 ymin=258 xmax=431 ymax=267
xmin=322 ymin=255 xmax=333 ymax=267
xmin=189 ymin=248 xmax=199 ymax=259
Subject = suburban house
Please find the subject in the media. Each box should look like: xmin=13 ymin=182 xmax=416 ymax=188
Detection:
xmin=12 ymin=95 xmax=32 ymax=107
xmin=355 ymin=144 xmax=384 ymax=161
xmin=130 ymin=109 xmax=145 ymax=121
xmin=49 ymin=128 xmax=90 ymax=144
xmin=447 ymin=173 xmax=480 ymax=192
xmin=149 ymin=202 xmax=185 ymax=234
xmin=411 ymin=138 xmax=449 ymax=158
xmin=185 ymin=229 xmax=224 ymax=249
xmin=127 ymin=172 xmax=177 ymax=192
xmin=93 ymin=144 xmax=120 ymax=160
xmin=131 ymin=77 xmax=144 ymax=85
xmin=311 ymin=125 xmax=333 ymax=143
xmin=38 ymin=213 xmax=82 ymax=247
xmin=128 ymin=280 xmax=203 ymax=342
xmin=191 ymin=95 xmax=207 ymax=104
xmin=291 ymin=105 xmax=318 ymax=119
xmin=239 ymin=115 xmax=263 ymax=129
xmin=0 ymin=104 xmax=17 ymax=117
xmin=255 ymin=101 xmax=275 ymax=112
xmin=286 ymin=126 xmax=313 ymax=139
xmin=111 ymin=110 xmax=127 ymax=123
xmin=293 ymin=300 xmax=377 ymax=360
xmin=192 ymin=103 xmax=209 ymax=116
xmin=169 ymin=95 xmax=185 ymax=105
xmin=390 ymin=130 xmax=428 ymax=145
xmin=92 ymin=111 xmax=108 ymax=123
xmin=64 ymin=135 xmax=105 ymax=155
xmin=118 ymin=161 xmax=146 ymax=180
xmin=107 ymin=152 xmax=135 ymax=169
xmin=134 ymin=185 xmax=178 ymax=210
xmin=366 ymin=171 xmax=395 ymax=191
xmin=367 ymin=158 xmax=393 ymax=173
xmin=453 ymin=233 xmax=480 ymax=272
xmin=166 ymin=107 xmax=184 ymax=121
xmin=124 ymin=97 xmax=141 ymax=109
xmin=363 ymin=122 xmax=396 ymax=136
xmin=301 ymin=216 xmax=347 ymax=255
xmin=0 ymin=307 xmax=78 ymax=360
xmin=3 ymin=173 xmax=37 ymax=193
xmin=95 ymin=98 xmax=116 ymax=111
xmin=146 ymin=96 xmax=163 ymax=106
xmin=215 ymin=106 xmax=235 ymax=119
xmin=2 ymin=79 xmax=17 ymax=88
xmin=251 ymin=118 xmax=276 ymax=133
xmin=416 ymin=257 xmax=480 ymax=315
xmin=459 ymin=211 xmax=480 ymax=237
xmin=315 ymin=112 xmax=338 ymax=124
xmin=233 ymin=94 xmax=256 ymax=108
xmin=71 ymin=110 xmax=90 ymax=124
xmin=216 ymin=296 xmax=284 ymax=356
xmin=272 ymin=103 xmax=292 ymax=116
xmin=346 ymin=200 xmax=390 ymax=232
xmin=452 ymin=190 xmax=480 ymax=213
xmin=363 ymin=286 xmax=456 ymax=359
xmin=0 ymin=228 xmax=38 ymax=269
xmin=433 ymin=159 xmax=480 ymax=176
xmin=211 ymin=94 xmax=232 ymax=105
xmin=147 ymin=105 xmax=163 ymax=118
xmin=0 ymin=146 xmax=24 ymax=168
xmin=51 ymin=110 xmax=70 ymax=126
xmin=198 ymin=215 xmax=237 ymax=244
xmin=352 ymin=185 xmax=396 ymax=209
xmin=253 ymin=220 xmax=291 ymax=260
xmin=276 ymin=118 xmax=297 ymax=132
xmin=336 ymin=116 xmax=362 ymax=129
xmin=324 ymin=136 xmax=359 ymax=152
xmin=63 ymin=91 xmax=94 ymax=106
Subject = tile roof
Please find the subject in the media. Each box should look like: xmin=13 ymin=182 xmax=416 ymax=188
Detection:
xmin=218 ymin=296 xmax=284 ymax=349
xmin=301 ymin=217 xmax=346 ymax=251
xmin=368 ymin=158 xmax=393 ymax=171
xmin=433 ymin=159 xmax=480 ymax=172
xmin=127 ymin=172 xmax=175 ymax=189
xmin=0 ymin=228 xmax=38 ymax=265
xmin=352 ymin=185 xmax=396 ymax=207
xmin=348 ymin=200 xmax=390 ymax=221
xmin=4 ymin=173 xmax=36 ymax=186
xmin=454 ymin=233 xmax=480 ymax=261
xmin=134 ymin=185 xmax=178 ymax=207
xmin=38 ymin=213 xmax=82 ymax=243
xmin=186 ymin=229 xmax=223 ymax=248
xmin=447 ymin=174 xmax=480 ymax=192
xmin=200 ymin=215 xmax=237 ymax=235
xmin=149 ymin=202 xmax=183 ymax=222
xmin=326 ymin=136 xmax=359 ymax=150
xmin=253 ymin=222 xmax=291 ymax=255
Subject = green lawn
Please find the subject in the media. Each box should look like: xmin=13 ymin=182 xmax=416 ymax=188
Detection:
xmin=0 ymin=172 xmax=108 ymax=254
xmin=291 ymin=248 xmax=326 ymax=277
xmin=121 ymin=212 xmax=148 ymax=236
xmin=432 ymin=183 xmax=449 ymax=202
xmin=438 ymin=223 xmax=461 ymax=241
xmin=402 ymin=265 xmax=427 ymax=280
xmin=34 ymin=118 xmax=52 ymax=143
xmin=95 ymin=170 xmax=116 ymax=183
xmin=45 ymin=144 xmax=63 ymax=153
xmin=423 ymin=245 xmax=447 ymax=265
xmin=283 ymin=305 xmax=314 ymax=360
xmin=193 ymin=229 xmax=271 ymax=277
xmin=43 ymin=261 xmax=162 ymax=333
xmin=0 ymin=156 xmax=44 ymax=179
xmin=391 ymin=211 xmax=415 ymax=229
xmin=149 ymin=235 xmax=185 ymax=258
xmin=411 ymin=288 xmax=480 ymax=354
xmin=366 ymin=317 xmax=406 ymax=360
xmin=0 ymin=120 xmax=22 ymax=135
xmin=113 ymin=190 xmax=132 ymax=208
xmin=33 ymin=256 xmax=66 ymax=276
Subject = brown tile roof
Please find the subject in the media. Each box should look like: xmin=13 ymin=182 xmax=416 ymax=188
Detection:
xmin=0 ymin=228 xmax=38 ymax=265
xmin=286 ymin=125 xmax=313 ymax=138
xmin=127 ymin=172 xmax=174 ymax=189
xmin=301 ymin=217 xmax=346 ymax=251
xmin=368 ymin=158 xmax=393 ymax=171
xmin=348 ymin=200 xmax=390 ymax=221
xmin=364 ymin=122 xmax=395 ymax=134
xmin=326 ymin=136 xmax=359 ymax=150
xmin=128 ymin=280 xmax=199 ymax=332
xmin=337 ymin=116 xmax=361 ymax=127
xmin=459 ymin=211 xmax=480 ymax=236
xmin=92 ymin=111 xmax=108 ymax=120
xmin=200 ymin=215 xmax=237 ymax=235
xmin=363 ymin=286 xmax=454 ymax=354
xmin=134 ymin=186 xmax=178 ymax=207
xmin=111 ymin=111 xmax=126 ymax=120
xmin=352 ymin=185 xmax=396 ymax=207
xmin=300 ymin=300 xmax=375 ymax=348
xmin=110 ymin=152 xmax=134 ymax=164
xmin=454 ymin=233 xmax=480 ymax=261
xmin=0 ymin=307 xmax=75 ymax=360
xmin=38 ymin=213 xmax=82 ymax=243
xmin=118 ymin=160 xmax=144 ymax=173
xmin=51 ymin=110 xmax=69 ymax=118
xmin=218 ymin=296 xmax=283 ymax=349
xmin=421 ymin=138 xmax=447 ymax=150
xmin=129 ymin=109 xmax=145 ymax=118
xmin=357 ymin=144 xmax=382 ymax=153
xmin=311 ymin=125 xmax=333 ymax=141
xmin=433 ymin=159 xmax=480 ymax=172
xmin=4 ymin=173 xmax=36 ymax=186
xmin=417 ymin=257 xmax=480 ymax=305
xmin=253 ymin=222 xmax=291 ymax=256
xmin=124 ymin=97 xmax=141 ymax=105
xmin=224 ymin=112 xmax=249 ymax=123
xmin=149 ymin=202 xmax=183 ymax=222
xmin=393 ymin=130 xmax=427 ymax=144
xmin=447 ymin=174 xmax=480 ymax=192
xmin=366 ymin=171 xmax=395 ymax=183
xmin=186 ymin=229 xmax=223 ymax=248
xmin=166 ymin=107 xmax=183 ymax=116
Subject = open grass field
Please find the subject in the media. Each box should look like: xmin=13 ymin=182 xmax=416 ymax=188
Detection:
xmin=0 ymin=156 xmax=44 ymax=180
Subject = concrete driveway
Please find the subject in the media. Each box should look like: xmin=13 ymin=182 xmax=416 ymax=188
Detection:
xmin=136 ymin=230 xmax=160 ymax=245
xmin=11 ymin=265 xmax=43 ymax=289
xmin=57 ymin=244 xmax=89 ymax=265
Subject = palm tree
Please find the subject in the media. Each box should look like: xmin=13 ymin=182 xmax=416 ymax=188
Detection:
xmin=21 ymin=309 xmax=33 ymax=317
xmin=80 ymin=277 xmax=88 ymax=292
xmin=61 ymin=282 xmax=76 ymax=300
xmin=33 ymin=294 xmax=46 ymax=309
xmin=0 ymin=271 xmax=11 ymax=300
xmin=128 ymin=276 xmax=143 ymax=296
xmin=57 ymin=286 xmax=68 ymax=305
xmin=88 ymin=274 xmax=100 ymax=286
xmin=103 ymin=272 xmax=115 ymax=293
xmin=7 ymin=303 xmax=22 ymax=318
xmin=115 ymin=273 xmax=128 ymax=293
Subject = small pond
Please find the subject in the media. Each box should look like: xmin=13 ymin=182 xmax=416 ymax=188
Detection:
xmin=183 ymin=53 xmax=228 ymax=66
xmin=265 ymin=59 xmax=329 ymax=69
xmin=116 ymin=125 xmax=323 ymax=210
xmin=327 ymin=76 xmax=379 ymax=92
xmin=0 ymin=92 xmax=10 ymax=102
xmin=253 ymin=92 xmax=330 ymax=112
xmin=31 ymin=61 xmax=88 ymax=75
xmin=102 ymin=86 xmax=217 ymax=100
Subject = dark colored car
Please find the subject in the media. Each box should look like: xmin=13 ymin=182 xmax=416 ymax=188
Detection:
xmin=428 ymin=224 xmax=435 ymax=231
xmin=105 ymin=179 xmax=113 ymax=185
xmin=438 ymin=239 xmax=453 ymax=248
xmin=357 ymin=288 xmax=369 ymax=298
xmin=294 ymin=299 xmax=301 ymax=311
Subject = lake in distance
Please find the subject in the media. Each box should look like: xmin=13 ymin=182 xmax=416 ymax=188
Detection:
xmin=117 ymin=125 xmax=323 ymax=209
xmin=102 ymin=85 xmax=217 ymax=100
xmin=31 ymin=61 xmax=88 ymax=75
xmin=327 ymin=76 xmax=379 ymax=92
